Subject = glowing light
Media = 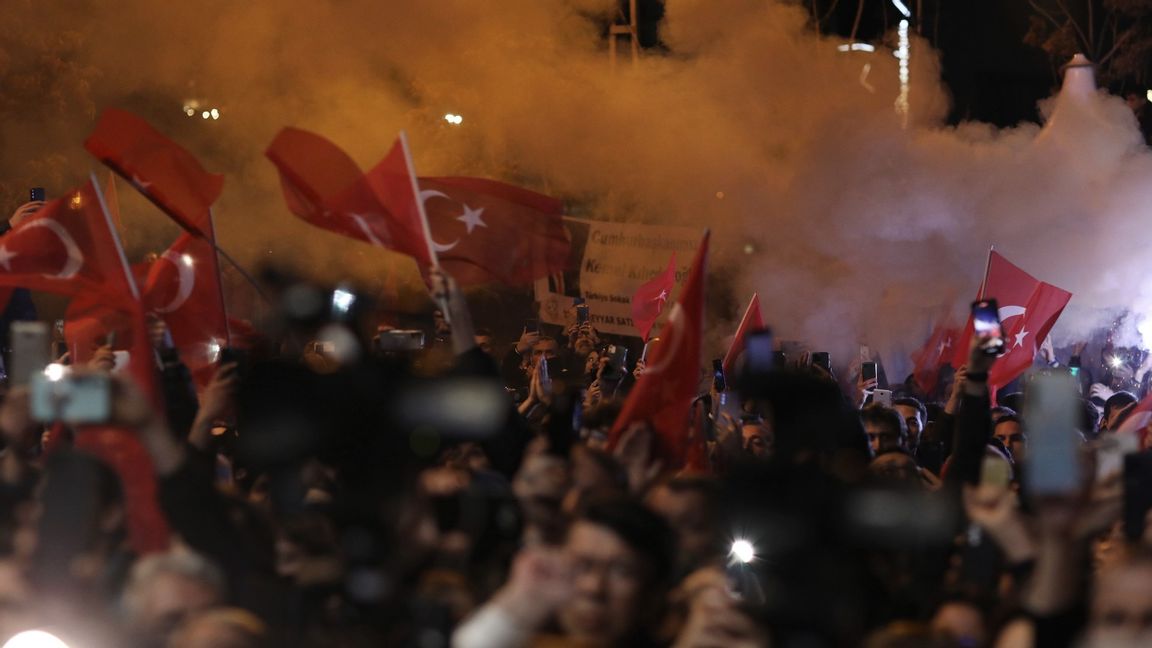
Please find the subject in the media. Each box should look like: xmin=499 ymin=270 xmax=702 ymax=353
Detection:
xmin=1110 ymin=356 xmax=1124 ymax=369
xmin=1146 ymin=90 xmax=1152 ymax=104
xmin=331 ymin=287 xmax=356 ymax=314
xmin=731 ymin=539 xmax=755 ymax=564
xmin=201 ymin=111 xmax=210 ymax=119
xmin=69 ymin=194 xmax=83 ymax=209
xmin=743 ymin=243 xmax=755 ymax=255
xmin=837 ymin=43 xmax=876 ymax=53
xmin=206 ymin=339 xmax=222 ymax=363
xmin=184 ymin=108 xmax=195 ymax=117
xmin=894 ymin=19 xmax=910 ymax=128
xmin=43 ymin=364 xmax=66 ymax=382
xmin=3 ymin=631 xmax=70 ymax=648
xmin=890 ymin=0 xmax=911 ymax=18
xmin=443 ymin=113 xmax=463 ymax=125
xmin=210 ymin=108 xmax=220 ymax=120
xmin=715 ymin=191 xmax=725 ymax=199
xmin=180 ymin=253 xmax=194 ymax=267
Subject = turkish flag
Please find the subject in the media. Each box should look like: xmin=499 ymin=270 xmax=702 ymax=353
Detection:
xmin=141 ymin=233 xmax=229 ymax=386
xmin=609 ymin=232 xmax=709 ymax=471
xmin=722 ymin=293 xmax=763 ymax=376
xmin=952 ymin=251 xmax=1072 ymax=391
xmin=630 ymin=253 xmax=677 ymax=342
xmin=414 ymin=176 xmax=569 ymax=286
xmin=84 ymin=109 xmax=223 ymax=236
xmin=0 ymin=181 xmax=136 ymax=304
xmin=911 ymin=320 xmax=961 ymax=395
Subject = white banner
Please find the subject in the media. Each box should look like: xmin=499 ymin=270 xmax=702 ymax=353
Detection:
xmin=535 ymin=218 xmax=701 ymax=337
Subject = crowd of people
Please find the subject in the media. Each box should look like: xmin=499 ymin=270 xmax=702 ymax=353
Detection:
xmin=0 ymin=265 xmax=1150 ymax=648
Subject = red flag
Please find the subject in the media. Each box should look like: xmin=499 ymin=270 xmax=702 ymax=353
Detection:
xmin=952 ymin=251 xmax=1072 ymax=390
xmin=413 ymin=176 xmax=569 ymax=286
xmin=141 ymin=233 xmax=229 ymax=386
xmin=609 ymin=232 xmax=709 ymax=471
xmin=267 ymin=128 xmax=569 ymax=286
xmin=722 ymin=293 xmax=763 ymax=376
xmin=84 ymin=109 xmax=223 ymax=236
xmin=630 ymin=253 xmax=677 ymax=342
xmin=0 ymin=181 xmax=136 ymax=304
xmin=911 ymin=320 xmax=961 ymax=394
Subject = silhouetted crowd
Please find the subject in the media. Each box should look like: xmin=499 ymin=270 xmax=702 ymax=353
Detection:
xmin=0 ymin=269 xmax=1150 ymax=648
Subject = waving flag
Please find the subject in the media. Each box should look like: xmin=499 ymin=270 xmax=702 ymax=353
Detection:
xmin=610 ymin=232 xmax=709 ymax=471
xmin=911 ymin=320 xmax=961 ymax=395
xmin=85 ymin=109 xmax=223 ymax=236
xmin=630 ymin=253 xmax=677 ymax=342
xmin=953 ymin=251 xmax=1072 ymax=392
xmin=267 ymin=127 xmax=569 ymax=286
xmin=722 ymin=293 xmax=763 ymax=376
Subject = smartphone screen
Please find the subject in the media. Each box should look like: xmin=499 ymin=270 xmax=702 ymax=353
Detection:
xmin=744 ymin=328 xmax=774 ymax=374
xmin=524 ymin=318 xmax=539 ymax=334
xmin=812 ymin=352 xmax=831 ymax=372
xmin=861 ymin=362 xmax=877 ymax=382
xmin=576 ymin=304 xmax=590 ymax=326
xmin=712 ymin=358 xmax=726 ymax=392
xmin=30 ymin=187 xmax=46 ymax=203
xmin=1024 ymin=372 xmax=1081 ymax=496
xmin=972 ymin=299 xmax=1005 ymax=356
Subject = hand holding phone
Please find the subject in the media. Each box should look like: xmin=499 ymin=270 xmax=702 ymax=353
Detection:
xmin=972 ymin=299 xmax=1005 ymax=357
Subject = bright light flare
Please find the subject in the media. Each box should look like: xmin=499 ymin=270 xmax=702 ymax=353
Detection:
xmin=894 ymin=19 xmax=911 ymax=128
xmin=331 ymin=288 xmax=356 ymax=314
xmin=1146 ymin=90 xmax=1152 ymax=104
xmin=443 ymin=113 xmax=463 ymax=125
xmin=837 ymin=43 xmax=876 ymax=53
xmin=890 ymin=0 xmax=911 ymax=17
xmin=2 ymin=630 xmax=70 ymax=648
xmin=1110 ymin=356 xmax=1124 ymax=369
xmin=44 ymin=364 xmax=66 ymax=382
xmin=210 ymin=108 xmax=219 ymax=120
xmin=730 ymin=539 xmax=755 ymax=564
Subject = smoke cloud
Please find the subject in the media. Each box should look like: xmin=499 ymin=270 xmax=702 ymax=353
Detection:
xmin=2 ymin=0 xmax=1151 ymax=374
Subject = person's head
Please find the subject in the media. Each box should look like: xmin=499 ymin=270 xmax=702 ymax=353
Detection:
xmin=121 ymin=550 xmax=226 ymax=646
xmin=559 ymin=498 xmax=675 ymax=646
xmin=868 ymin=448 xmax=920 ymax=486
xmin=473 ymin=327 xmax=495 ymax=358
xmin=860 ymin=404 xmax=908 ymax=456
xmin=931 ymin=599 xmax=987 ymax=648
xmin=993 ymin=415 xmax=1026 ymax=463
xmin=1086 ymin=548 xmax=1152 ymax=645
xmin=1103 ymin=391 xmax=1139 ymax=432
xmin=168 ymin=607 xmax=267 ymax=648
xmin=893 ymin=397 xmax=926 ymax=449
xmin=530 ymin=336 xmax=560 ymax=369
xmin=740 ymin=415 xmax=773 ymax=458
xmin=644 ymin=476 xmax=721 ymax=573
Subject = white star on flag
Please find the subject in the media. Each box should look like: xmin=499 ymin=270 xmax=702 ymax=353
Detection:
xmin=1013 ymin=328 xmax=1029 ymax=348
xmin=456 ymin=205 xmax=487 ymax=234
xmin=655 ymin=289 xmax=669 ymax=303
xmin=0 ymin=245 xmax=15 ymax=271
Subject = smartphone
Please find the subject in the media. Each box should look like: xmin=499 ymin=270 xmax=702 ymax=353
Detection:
xmin=980 ymin=455 xmax=1012 ymax=488
xmin=1123 ymin=452 xmax=1152 ymax=541
xmin=712 ymin=358 xmax=726 ymax=393
xmin=1024 ymin=372 xmax=1082 ymax=496
xmin=524 ymin=318 xmax=539 ymax=334
xmin=576 ymin=303 xmax=590 ymax=326
xmin=861 ymin=361 xmax=878 ymax=382
xmin=971 ymin=299 xmax=1005 ymax=356
xmin=30 ymin=187 xmax=46 ymax=203
xmin=872 ymin=388 xmax=893 ymax=408
xmin=602 ymin=345 xmax=628 ymax=381
xmin=812 ymin=352 xmax=831 ymax=372
xmin=743 ymin=328 xmax=775 ymax=375
xmin=30 ymin=371 xmax=111 ymax=424
xmin=10 ymin=321 xmax=50 ymax=388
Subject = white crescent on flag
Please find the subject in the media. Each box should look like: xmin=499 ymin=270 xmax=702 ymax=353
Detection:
xmin=998 ymin=305 xmax=1026 ymax=322
xmin=419 ymin=190 xmax=460 ymax=252
xmin=641 ymin=304 xmax=684 ymax=375
xmin=25 ymin=219 xmax=84 ymax=279
xmin=154 ymin=251 xmax=196 ymax=313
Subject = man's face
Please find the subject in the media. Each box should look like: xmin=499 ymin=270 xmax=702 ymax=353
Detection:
xmin=741 ymin=423 xmax=772 ymax=458
xmin=993 ymin=420 xmax=1026 ymax=462
xmin=646 ymin=486 xmax=713 ymax=572
xmin=864 ymin=421 xmax=904 ymax=456
xmin=559 ymin=521 xmax=650 ymax=645
xmin=893 ymin=404 xmax=923 ymax=448
xmin=473 ymin=334 xmax=494 ymax=357
xmin=531 ymin=339 xmax=560 ymax=368
xmin=1088 ymin=563 xmax=1152 ymax=645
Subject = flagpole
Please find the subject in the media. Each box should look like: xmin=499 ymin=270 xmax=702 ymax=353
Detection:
xmin=207 ymin=208 xmax=233 ymax=347
xmin=978 ymin=244 xmax=994 ymax=300
xmin=90 ymin=172 xmax=140 ymax=301
xmin=398 ymin=130 xmax=452 ymax=325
